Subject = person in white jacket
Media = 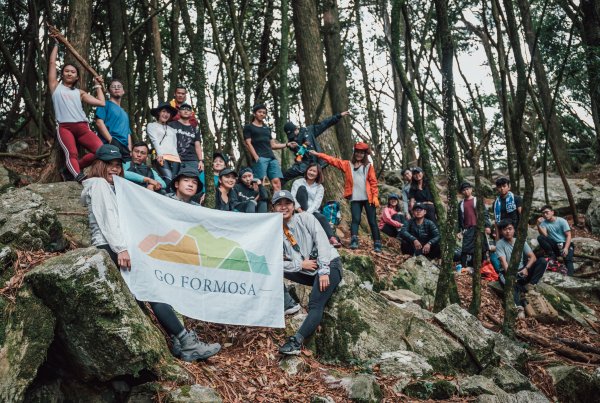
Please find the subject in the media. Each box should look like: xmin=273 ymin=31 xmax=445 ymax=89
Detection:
xmin=81 ymin=144 xmax=220 ymax=362
xmin=146 ymin=102 xmax=181 ymax=187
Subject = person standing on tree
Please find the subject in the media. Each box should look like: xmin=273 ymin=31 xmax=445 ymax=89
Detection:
xmin=492 ymin=177 xmax=523 ymax=240
xmin=281 ymin=111 xmax=350 ymax=184
xmin=536 ymin=205 xmax=574 ymax=276
xmin=48 ymin=34 xmax=105 ymax=183
xmin=95 ymin=79 xmax=132 ymax=161
xmin=310 ymin=142 xmax=381 ymax=252
xmin=146 ymin=102 xmax=180 ymax=187
xmin=169 ymin=86 xmax=198 ymax=127
xmin=244 ymin=104 xmax=296 ymax=192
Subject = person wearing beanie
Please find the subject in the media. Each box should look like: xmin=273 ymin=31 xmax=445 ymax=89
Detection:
xmin=234 ymin=167 xmax=270 ymax=213
xmin=243 ymin=104 xmax=295 ymax=192
xmin=310 ymin=142 xmax=381 ymax=252
xmin=281 ymin=111 xmax=350 ymax=185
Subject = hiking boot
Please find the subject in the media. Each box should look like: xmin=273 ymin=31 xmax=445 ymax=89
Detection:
xmin=178 ymin=330 xmax=221 ymax=361
xmin=373 ymin=241 xmax=382 ymax=253
xmin=350 ymin=236 xmax=359 ymax=250
xmin=279 ymin=336 xmax=302 ymax=355
xmin=171 ymin=335 xmax=181 ymax=358
xmin=329 ymin=236 xmax=342 ymax=248
xmin=516 ymin=305 xmax=526 ymax=320
xmin=75 ymin=172 xmax=88 ymax=184
xmin=284 ymin=303 xmax=301 ymax=315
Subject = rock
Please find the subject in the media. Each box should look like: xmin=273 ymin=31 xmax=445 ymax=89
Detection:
xmin=572 ymin=237 xmax=600 ymax=257
xmin=315 ymin=271 xmax=471 ymax=373
xmin=434 ymin=304 xmax=526 ymax=370
xmin=380 ymin=289 xmax=422 ymax=305
xmin=392 ymin=256 xmax=439 ymax=309
xmin=382 ymin=170 xmax=405 ymax=188
xmin=0 ymin=165 xmax=19 ymax=193
xmin=7 ymin=140 xmax=29 ymax=154
xmin=403 ymin=380 xmax=457 ymax=400
xmin=23 ymin=379 xmax=64 ymax=403
xmin=166 ymin=385 xmax=222 ymax=403
xmin=531 ymin=174 xmax=600 ymax=217
xmin=0 ymin=245 xmax=17 ymax=283
xmin=480 ymin=365 xmax=533 ymax=393
xmin=378 ymin=183 xmax=404 ymax=203
xmin=0 ymin=188 xmax=66 ymax=251
xmin=0 ymin=285 xmax=56 ymax=403
xmin=26 ymin=182 xmax=91 ymax=247
xmin=391 ymin=301 xmax=434 ymax=320
xmin=586 ymin=197 xmax=600 ymax=236
xmin=476 ymin=390 xmax=550 ymax=403
xmin=310 ymin=396 xmax=335 ymax=403
xmin=340 ymin=252 xmax=385 ymax=291
xmin=279 ymin=355 xmax=309 ymax=376
xmin=25 ymin=247 xmax=188 ymax=382
xmin=536 ymin=282 xmax=599 ymax=329
xmin=458 ymin=375 xmax=506 ymax=396
xmin=547 ymin=365 xmax=600 ymax=403
xmin=541 ymin=271 xmax=600 ymax=304
xmin=126 ymin=382 xmax=165 ymax=403
xmin=343 ymin=374 xmax=382 ymax=403
xmin=375 ymin=350 xmax=433 ymax=377
xmin=463 ymin=175 xmax=496 ymax=198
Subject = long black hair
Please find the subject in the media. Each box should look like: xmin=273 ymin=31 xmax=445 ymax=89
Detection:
xmin=60 ymin=63 xmax=80 ymax=90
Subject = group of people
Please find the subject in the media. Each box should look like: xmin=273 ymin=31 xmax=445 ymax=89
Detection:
xmin=50 ymin=38 xmax=577 ymax=361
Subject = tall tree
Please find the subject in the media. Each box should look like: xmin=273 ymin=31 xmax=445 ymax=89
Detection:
xmin=277 ymin=0 xmax=291 ymax=169
xmin=581 ymin=0 xmax=600 ymax=162
xmin=65 ymin=0 xmax=93 ymax=89
xmin=150 ymin=0 xmax=165 ymax=101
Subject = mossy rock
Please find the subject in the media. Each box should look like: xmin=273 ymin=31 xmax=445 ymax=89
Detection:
xmin=403 ymin=379 xmax=457 ymax=400
xmin=0 ymin=284 xmax=56 ymax=403
xmin=25 ymin=247 xmax=188 ymax=382
xmin=340 ymin=252 xmax=387 ymax=292
xmin=536 ymin=283 xmax=598 ymax=330
xmin=547 ymin=365 xmax=600 ymax=403
xmin=392 ymin=256 xmax=440 ymax=310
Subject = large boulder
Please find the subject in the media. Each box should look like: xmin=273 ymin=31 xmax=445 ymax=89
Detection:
xmin=541 ymin=272 xmax=600 ymax=304
xmin=0 ymin=164 xmax=19 ymax=194
xmin=536 ymin=282 xmax=598 ymax=330
xmin=392 ymin=256 xmax=439 ymax=310
xmin=547 ymin=365 xmax=600 ymax=403
xmin=378 ymin=183 xmax=404 ymax=203
xmin=586 ymin=197 xmax=600 ymax=236
xmin=531 ymin=174 xmax=600 ymax=216
xmin=314 ymin=271 xmax=472 ymax=373
xmin=24 ymin=247 xmax=187 ymax=382
xmin=382 ymin=170 xmax=404 ymax=188
xmin=0 ymin=188 xmax=66 ymax=251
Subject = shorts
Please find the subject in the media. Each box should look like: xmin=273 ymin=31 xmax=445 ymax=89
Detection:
xmin=252 ymin=157 xmax=283 ymax=180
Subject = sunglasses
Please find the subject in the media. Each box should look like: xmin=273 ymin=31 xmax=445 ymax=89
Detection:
xmin=179 ymin=107 xmax=192 ymax=111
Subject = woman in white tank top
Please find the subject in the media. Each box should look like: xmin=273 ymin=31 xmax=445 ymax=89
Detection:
xmin=49 ymin=34 xmax=106 ymax=183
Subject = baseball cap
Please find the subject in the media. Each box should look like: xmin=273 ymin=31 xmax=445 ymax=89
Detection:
xmin=95 ymin=144 xmax=122 ymax=162
xmin=272 ymin=190 xmax=295 ymax=204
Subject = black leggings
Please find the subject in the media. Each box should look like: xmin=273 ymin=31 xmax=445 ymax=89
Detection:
xmin=284 ymin=258 xmax=342 ymax=339
xmin=98 ymin=245 xmax=185 ymax=336
xmin=155 ymin=160 xmax=180 ymax=189
xmin=351 ymin=200 xmax=380 ymax=241
xmin=295 ymin=185 xmax=334 ymax=238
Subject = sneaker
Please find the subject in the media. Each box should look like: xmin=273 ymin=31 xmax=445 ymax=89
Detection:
xmin=329 ymin=236 xmax=342 ymax=248
xmin=279 ymin=336 xmax=302 ymax=355
xmin=373 ymin=241 xmax=382 ymax=253
xmin=178 ymin=330 xmax=221 ymax=361
xmin=284 ymin=303 xmax=301 ymax=315
xmin=516 ymin=306 xmax=526 ymax=320
xmin=546 ymin=258 xmax=560 ymax=272
xmin=171 ymin=335 xmax=181 ymax=358
xmin=350 ymin=236 xmax=359 ymax=250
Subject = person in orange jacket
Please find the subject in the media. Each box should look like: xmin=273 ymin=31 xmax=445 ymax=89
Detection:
xmin=309 ymin=142 xmax=381 ymax=252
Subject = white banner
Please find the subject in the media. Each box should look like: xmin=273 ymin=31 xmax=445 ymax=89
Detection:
xmin=114 ymin=176 xmax=284 ymax=328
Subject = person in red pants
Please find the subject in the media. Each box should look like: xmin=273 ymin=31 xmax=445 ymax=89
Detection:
xmin=49 ymin=34 xmax=105 ymax=183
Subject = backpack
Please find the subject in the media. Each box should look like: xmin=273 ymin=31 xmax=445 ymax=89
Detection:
xmin=322 ymin=201 xmax=342 ymax=226
xmin=480 ymin=261 xmax=499 ymax=281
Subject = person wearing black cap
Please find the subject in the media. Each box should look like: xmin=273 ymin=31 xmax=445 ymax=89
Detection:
xmin=492 ymin=177 xmax=522 ymax=240
xmin=281 ymin=111 xmax=350 ymax=184
xmin=234 ymin=167 xmax=269 ymax=213
xmin=243 ymin=104 xmax=296 ymax=192
xmin=398 ymin=203 xmax=441 ymax=259
xmin=168 ymin=102 xmax=204 ymax=174
xmin=81 ymin=144 xmax=220 ymax=361
xmin=272 ymin=190 xmax=343 ymax=355
xmin=167 ymin=165 xmax=203 ymax=205
xmin=215 ymin=168 xmax=257 ymax=212
xmin=147 ymin=102 xmax=181 ymax=187
xmin=457 ymin=181 xmax=492 ymax=267
xmin=408 ymin=167 xmax=437 ymax=223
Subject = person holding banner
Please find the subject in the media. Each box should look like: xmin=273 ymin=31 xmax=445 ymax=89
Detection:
xmin=81 ymin=144 xmax=220 ymax=361
xmin=273 ymin=190 xmax=342 ymax=355
xmin=167 ymin=165 xmax=203 ymax=205
xmin=216 ymin=168 xmax=257 ymax=212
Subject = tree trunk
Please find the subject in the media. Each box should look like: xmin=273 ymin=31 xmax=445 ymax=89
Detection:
xmin=65 ymin=0 xmax=93 ymax=89
xmin=254 ymin=0 xmax=273 ymax=103
xmin=322 ymin=0 xmax=353 ymax=160
xmin=581 ymin=0 xmax=600 ymax=163
xmin=167 ymin=0 xmax=181 ymax=99
xmin=150 ymin=0 xmax=165 ymax=101
xmin=107 ymin=0 xmax=127 ymax=87
xmin=277 ymin=0 xmax=291 ymax=170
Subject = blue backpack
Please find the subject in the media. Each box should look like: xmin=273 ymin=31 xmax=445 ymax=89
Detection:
xmin=322 ymin=201 xmax=342 ymax=226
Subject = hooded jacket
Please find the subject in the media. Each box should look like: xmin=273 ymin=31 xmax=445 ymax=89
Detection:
xmin=286 ymin=114 xmax=342 ymax=164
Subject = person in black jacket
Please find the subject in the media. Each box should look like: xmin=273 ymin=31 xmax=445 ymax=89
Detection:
xmin=408 ymin=167 xmax=437 ymax=223
xmin=234 ymin=167 xmax=270 ymax=213
xmin=281 ymin=111 xmax=350 ymax=184
xmin=215 ymin=168 xmax=256 ymax=213
xmin=399 ymin=203 xmax=441 ymax=259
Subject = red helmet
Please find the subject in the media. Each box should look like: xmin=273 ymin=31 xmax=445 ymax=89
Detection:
xmin=354 ymin=142 xmax=370 ymax=152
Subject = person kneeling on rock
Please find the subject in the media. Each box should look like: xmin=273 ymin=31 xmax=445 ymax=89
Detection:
xmin=80 ymin=144 xmax=220 ymax=361
xmin=398 ymin=203 xmax=441 ymax=259
xmin=274 ymin=190 xmax=343 ymax=355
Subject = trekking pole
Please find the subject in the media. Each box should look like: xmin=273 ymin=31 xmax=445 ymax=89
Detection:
xmin=47 ymin=23 xmax=105 ymax=92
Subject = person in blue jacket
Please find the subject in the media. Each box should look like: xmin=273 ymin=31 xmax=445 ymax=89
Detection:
xmin=122 ymin=141 xmax=166 ymax=193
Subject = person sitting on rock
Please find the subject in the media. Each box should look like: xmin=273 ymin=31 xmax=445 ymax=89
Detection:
xmin=234 ymin=167 xmax=269 ymax=213
xmin=273 ymin=190 xmax=343 ymax=355
xmin=457 ymin=181 xmax=492 ymax=267
xmin=378 ymin=193 xmax=406 ymax=238
xmin=495 ymin=219 xmax=547 ymax=319
xmin=215 ymin=168 xmax=257 ymax=212
xmin=281 ymin=111 xmax=350 ymax=184
xmin=167 ymin=165 xmax=203 ymax=206
xmin=492 ymin=177 xmax=522 ymax=240
xmin=536 ymin=205 xmax=574 ymax=276
xmin=291 ymin=162 xmax=341 ymax=248
xmin=408 ymin=167 xmax=437 ymax=223
xmin=123 ymin=141 xmax=166 ymax=193
xmin=398 ymin=203 xmax=441 ymax=259
xmin=212 ymin=151 xmax=228 ymax=188
xmin=80 ymin=144 xmax=220 ymax=361
xmin=310 ymin=142 xmax=381 ymax=252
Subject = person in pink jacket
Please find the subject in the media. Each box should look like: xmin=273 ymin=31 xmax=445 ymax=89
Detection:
xmin=378 ymin=193 xmax=407 ymax=238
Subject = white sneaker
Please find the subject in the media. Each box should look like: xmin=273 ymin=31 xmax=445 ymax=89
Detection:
xmin=516 ymin=306 xmax=526 ymax=320
xmin=284 ymin=303 xmax=301 ymax=315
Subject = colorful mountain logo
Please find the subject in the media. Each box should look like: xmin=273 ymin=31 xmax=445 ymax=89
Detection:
xmin=138 ymin=225 xmax=271 ymax=275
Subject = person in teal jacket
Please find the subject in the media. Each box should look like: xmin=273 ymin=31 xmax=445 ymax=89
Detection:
xmin=123 ymin=141 xmax=166 ymax=192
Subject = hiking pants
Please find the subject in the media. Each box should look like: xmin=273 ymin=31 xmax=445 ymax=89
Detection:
xmin=98 ymin=245 xmax=185 ymax=336
xmin=381 ymin=213 xmax=407 ymax=238
xmin=537 ymin=235 xmax=575 ymax=276
xmin=514 ymin=257 xmax=547 ymax=306
xmin=400 ymin=240 xmax=441 ymax=259
xmin=155 ymin=160 xmax=180 ymax=188
xmin=282 ymin=161 xmax=309 ymax=186
xmin=296 ymin=185 xmax=334 ymax=238
xmin=284 ymin=258 xmax=342 ymax=339
xmin=57 ymin=122 xmax=103 ymax=176
xmin=257 ymin=200 xmax=268 ymax=213
xmin=237 ymin=200 xmax=258 ymax=213
xmin=351 ymin=200 xmax=381 ymax=241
